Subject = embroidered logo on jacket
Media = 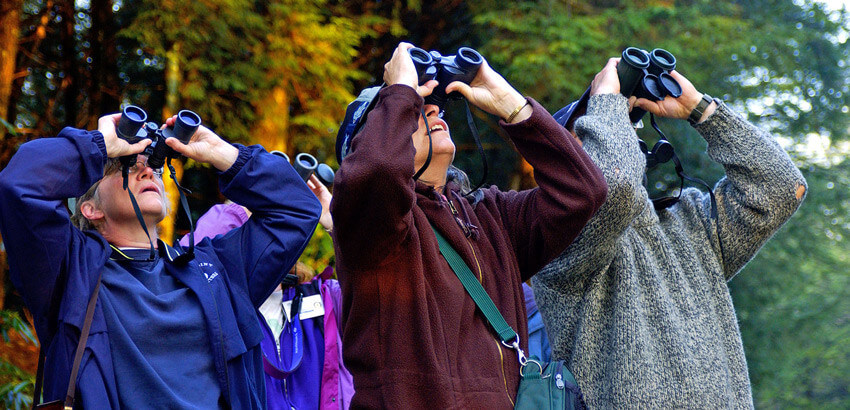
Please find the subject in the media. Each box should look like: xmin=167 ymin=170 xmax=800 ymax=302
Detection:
xmin=198 ymin=262 xmax=220 ymax=282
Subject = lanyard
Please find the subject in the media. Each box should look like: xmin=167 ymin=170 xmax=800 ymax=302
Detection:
xmin=262 ymin=289 xmax=304 ymax=379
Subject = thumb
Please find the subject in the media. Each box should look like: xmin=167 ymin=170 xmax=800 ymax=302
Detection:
xmin=444 ymin=81 xmax=473 ymax=100
xmin=416 ymin=80 xmax=438 ymax=98
xmin=165 ymin=137 xmax=192 ymax=157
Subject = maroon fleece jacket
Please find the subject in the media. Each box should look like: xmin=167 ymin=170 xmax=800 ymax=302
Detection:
xmin=330 ymin=85 xmax=606 ymax=409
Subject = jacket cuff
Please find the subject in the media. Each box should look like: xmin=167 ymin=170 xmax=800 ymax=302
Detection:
xmin=219 ymin=144 xmax=251 ymax=181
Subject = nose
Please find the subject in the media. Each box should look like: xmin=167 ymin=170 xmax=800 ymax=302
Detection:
xmin=423 ymin=104 xmax=440 ymax=118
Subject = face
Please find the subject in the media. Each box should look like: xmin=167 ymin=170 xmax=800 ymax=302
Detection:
xmin=90 ymin=156 xmax=167 ymax=227
xmin=412 ymin=104 xmax=456 ymax=169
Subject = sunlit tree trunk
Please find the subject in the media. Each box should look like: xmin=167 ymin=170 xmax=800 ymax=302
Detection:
xmin=252 ymin=86 xmax=291 ymax=155
xmin=158 ymin=43 xmax=182 ymax=244
xmin=0 ymin=0 xmax=22 ymax=137
xmin=87 ymin=0 xmax=120 ymax=129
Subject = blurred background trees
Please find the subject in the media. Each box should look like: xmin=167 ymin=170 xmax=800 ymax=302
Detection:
xmin=0 ymin=0 xmax=848 ymax=407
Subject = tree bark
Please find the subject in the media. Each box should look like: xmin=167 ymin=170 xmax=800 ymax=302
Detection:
xmin=0 ymin=0 xmax=23 ymax=137
xmin=87 ymin=0 xmax=120 ymax=129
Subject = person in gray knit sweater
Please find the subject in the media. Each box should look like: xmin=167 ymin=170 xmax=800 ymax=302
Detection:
xmin=532 ymin=57 xmax=807 ymax=409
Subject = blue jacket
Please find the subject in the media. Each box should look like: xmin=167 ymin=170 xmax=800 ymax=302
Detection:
xmin=0 ymin=128 xmax=321 ymax=408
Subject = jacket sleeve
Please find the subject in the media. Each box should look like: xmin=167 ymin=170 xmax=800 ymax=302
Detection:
xmin=683 ymin=103 xmax=806 ymax=280
xmin=534 ymin=94 xmax=645 ymax=285
xmin=494 ymin=98 xmax=607 ymax=280
xmin=208 ymin=145 xmax=321 ymax=307
xmin=330 ymin=85 xmax=422 ymax=269
xmin=0 ymin=128 xmax=108 ymax=339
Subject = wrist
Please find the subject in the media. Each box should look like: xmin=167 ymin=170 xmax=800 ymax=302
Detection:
xmin=687 ymin=93 xmax=719 ymax=125
xmin=211 ymin=144 xmax=239 ymax=171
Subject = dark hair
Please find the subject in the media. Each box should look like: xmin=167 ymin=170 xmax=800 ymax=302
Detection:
xmin=447 ymin=165 xmax=484 ymax=205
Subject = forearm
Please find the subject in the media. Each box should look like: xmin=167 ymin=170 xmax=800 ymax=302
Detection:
xmin=695 ymin=103 xmax=807 ymax=275
xmin=331 ymin=85 xmax=421 ymax=266
xmin=496 ymin=98 xmax=606 ymax=277
xmin=215 ymin=145 xmax=321 ymax=304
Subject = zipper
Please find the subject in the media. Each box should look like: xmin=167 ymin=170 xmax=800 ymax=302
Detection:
xmin=446 ymin=197 xmax=513 ymax=404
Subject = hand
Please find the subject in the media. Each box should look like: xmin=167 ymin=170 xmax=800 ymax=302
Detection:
xmin=163 ymin=116 xmax=238 ymax=171
xmin=306 ymin=174 xmax=333 ymax=231
xmin=98 ymin=113 xmax=152 ymax=158
xmin=444 ymin=60 xmax=529 ymax=123
xmin=633 ymin=70 xmax=708 ymax=120
xmin=384 ymin=42 xmax=438 ymax=98
xmin=590 ymin=58 xmax=621 ymax=96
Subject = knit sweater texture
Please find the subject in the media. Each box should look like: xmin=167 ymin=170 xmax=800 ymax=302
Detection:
xmin=533 ymin=93 xmax=806 ymax=409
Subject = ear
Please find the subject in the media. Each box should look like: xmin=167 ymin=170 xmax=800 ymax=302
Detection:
xmin=80 ymin=200 xmax=104 ymax=223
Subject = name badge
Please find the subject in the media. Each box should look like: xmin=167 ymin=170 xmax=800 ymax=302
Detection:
xmin=283 ymin=294 xmax=325 ymax=322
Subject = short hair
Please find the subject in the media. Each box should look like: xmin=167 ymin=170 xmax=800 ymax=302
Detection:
xmin=70 ymin=158 xmax=122 ymax=231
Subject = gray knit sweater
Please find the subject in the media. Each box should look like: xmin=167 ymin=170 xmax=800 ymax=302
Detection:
xmin=532 ymin=93 xmax=806 ymax=409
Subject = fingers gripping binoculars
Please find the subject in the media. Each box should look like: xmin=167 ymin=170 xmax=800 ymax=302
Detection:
xmin=116 ymin=105 xmax=202 ymax=170
xmin=408 ymin=47 xmax=484 ymax=107
xmin=271 ymin=151 xmax=335 ymax=187
xmin=617 ymin=47 xmax=682 ymax=123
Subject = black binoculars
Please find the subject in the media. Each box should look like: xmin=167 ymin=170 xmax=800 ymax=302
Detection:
xmin=271 ymin=151 xmax=335 ymax=187
xmin=408 ymin=46 xmax=484 ymax=107
xmin=116 ymin=105 xmax=202 ymax=170
xmin=617 ymin=47 xmax=682 ymax=123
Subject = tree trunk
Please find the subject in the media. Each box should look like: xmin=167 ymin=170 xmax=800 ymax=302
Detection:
xmin=0 ymin=0 xmax=23 ymax=137
xmin=87 ymin=0 xmax=120 ymax=129
xmin=158 ymin=44 xmax=182 ymax=244
xmin=59 ymin=0 xmax=79 ymax=129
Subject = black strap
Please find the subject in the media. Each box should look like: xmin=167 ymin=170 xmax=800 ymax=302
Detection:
xmin=123 ymin=168 xmax=156 ymax=260
xmin=32 ymin=275 xmax=102 ymax=409
xmin=166 ymin=159 xmax=195 ymax=264
xmin=412 ymin=107 xmax=434 ymax=181
xmin=464 ymin=101 xmax=488 ymax=192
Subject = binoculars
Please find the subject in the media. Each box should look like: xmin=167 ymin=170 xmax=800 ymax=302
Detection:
xmin=408 ymin=46 xmax=484 ymax=107
xmin=116 ymin=105 xmax=202 ymax=170
xmin=271 ymin=151 xmax=335 ymax=187
xmin=617 ymin=47 xmax=682 ymax=123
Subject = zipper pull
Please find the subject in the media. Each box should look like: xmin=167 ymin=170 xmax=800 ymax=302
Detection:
xmin=556 ymin=373 xmax=565 ymax=390
xmin=447 ymin=200 xmax=470 ymax=236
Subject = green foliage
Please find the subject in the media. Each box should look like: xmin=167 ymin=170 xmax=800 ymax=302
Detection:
xmin=0 ymin=311 xmax=36 ymax=410
xmin=730 ymin=161 xmax=850 ymax=408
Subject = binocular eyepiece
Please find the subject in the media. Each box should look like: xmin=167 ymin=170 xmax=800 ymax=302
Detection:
xmin=408 ymin=46 xmax=484 ymax=107
xmin=116 ymin=105 xmax=202 ymax=170
xmin=271 ymin=151 xmax=335 ymax=187
xmin=617 ymin=47 xmax=682 ymax=123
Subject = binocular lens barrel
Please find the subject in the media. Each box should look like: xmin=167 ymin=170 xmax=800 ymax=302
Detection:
xmin=172 ymin=110 xmax=202 ymax=144
xmin=117 ymin=105 xmax=148 ymax=143
xmin=294 ymin=153 xmax=318 ymax=182
xmin=271 ymin=150 xmax=290 ymax=163
xmin=621 ymin=47 xmax=651 ymax=69
xmin=649 ymin=49 xmax=676 ymax=72
xmin=456 ymin=47 xmax=484 ymax=70
xmin=409 ymin=48 xmax=433 ymax=66
xmin=316 ymin=163 xmax=335 ymax=187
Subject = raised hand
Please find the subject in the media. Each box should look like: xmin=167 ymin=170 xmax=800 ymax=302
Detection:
xmin=443 ymin=60 xmax=530 ymax=123
xmin=162 ymin=116 xmax=238 ymax=171
xmin=98 ymin=113 xmax=152 ymax=158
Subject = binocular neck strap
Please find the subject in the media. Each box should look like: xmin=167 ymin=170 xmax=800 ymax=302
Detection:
xmin=465 ymin=101 xmax=488 ymax=192
xmin=166 ymin=158 xmax=195 ymax=264
xmin=649 ymin=114 xmax=725 ymax=266
xmin=122 ymin=167 xmax=157 ymax=260
xmin=412 ymin=107 xmax=434 ymax=181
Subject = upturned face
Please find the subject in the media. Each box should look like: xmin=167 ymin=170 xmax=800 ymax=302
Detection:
xmin=92 ymin=156 xmax=168 ymax=226
xmin=411 ymin=104 xmax=456 ymax=170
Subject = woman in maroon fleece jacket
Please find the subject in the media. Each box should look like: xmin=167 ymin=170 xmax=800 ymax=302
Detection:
xmin=330 ymin=42 xmax=607 ymax=409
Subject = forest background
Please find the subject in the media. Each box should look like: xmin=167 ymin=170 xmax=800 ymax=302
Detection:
xmin=0 ymin=0 xmax=848 ymax=408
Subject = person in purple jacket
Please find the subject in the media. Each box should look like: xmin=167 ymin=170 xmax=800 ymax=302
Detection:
xmin=0 ymin=113 xmax=320 ymax=408
xmin=182 ymin=173 xmax=354 ymax=410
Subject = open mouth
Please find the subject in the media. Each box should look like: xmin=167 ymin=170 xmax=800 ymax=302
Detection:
xmin=140 ymin=185 xmax=159 ymax=195
xmin=430 ymin=123 xmax=445 ymax=132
